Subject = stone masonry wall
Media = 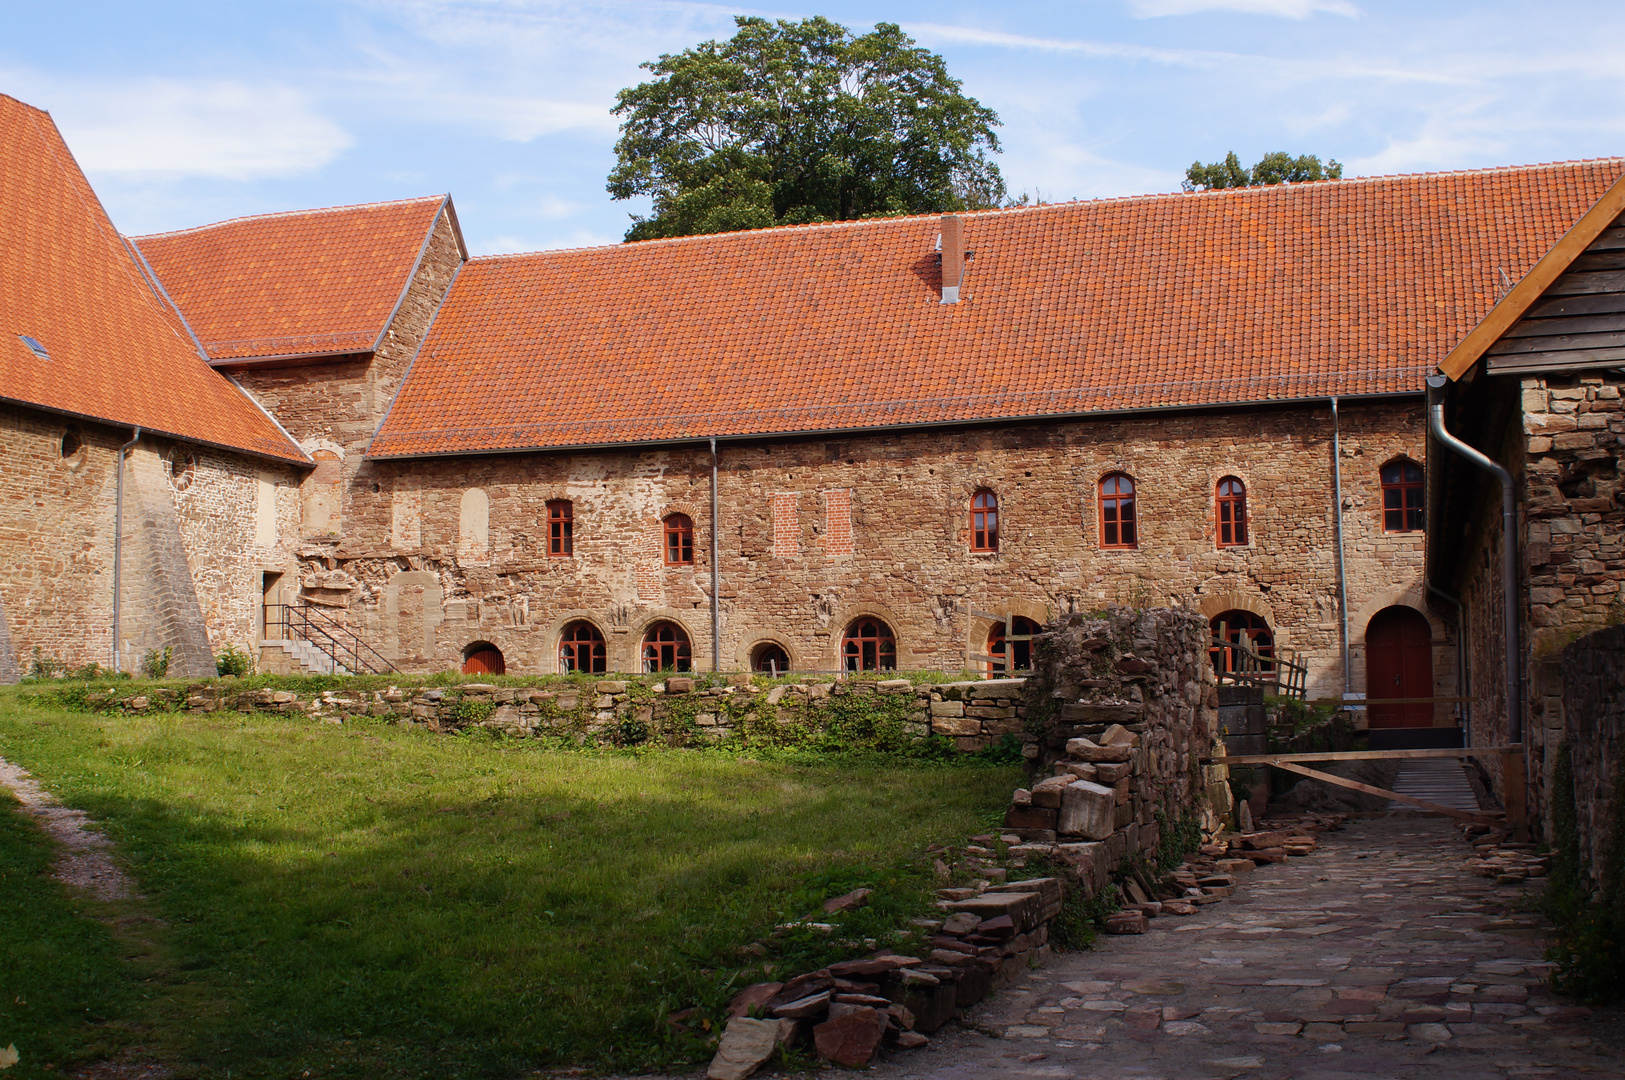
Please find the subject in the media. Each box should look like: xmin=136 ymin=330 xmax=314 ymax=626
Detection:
xmin=1560 ymin=625 xmax=1625 ymax=891
xmin=999 ymin=607 xmax=1221 ymax=892
xmin=0 ymin=403 xmax=302 ymax=676
xmin=76 ymin=672 xmax=1030 ymax=754
xmin=287 ymin=398 xmax=1444 ymax=709
xmin=1461 ymin=371 xmax=1623 ymax=836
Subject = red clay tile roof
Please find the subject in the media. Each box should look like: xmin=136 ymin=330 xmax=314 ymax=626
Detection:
xmin=370 ymin=158 xmax=1624 ymax=458
xmin=0 ymin=95 xmax=306 ymax=464
xmin=132 ymin=196 xmax=451 ymax=362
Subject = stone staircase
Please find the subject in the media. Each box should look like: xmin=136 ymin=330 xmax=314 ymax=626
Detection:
xmin=261 ymin=638 xmax=352 ymax=676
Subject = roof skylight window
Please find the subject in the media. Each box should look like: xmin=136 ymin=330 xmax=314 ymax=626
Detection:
xmin=17 ymin=334 xmax=50 ymax=361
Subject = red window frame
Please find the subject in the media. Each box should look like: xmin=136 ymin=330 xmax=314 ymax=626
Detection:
xmin=752 ymin=643 xmax=792 ymax=675
xmin=642 ymin=621 xmax=692 ymax=672
xmin=664 ymin=513 xmax=695 ymax=565
xmin=842 ymin=619 xmax=897 ymax=672
xmin=1380 ymin=460 xmax=1424 ymax=533
xmin=547 ymin=499 xmax=573 ymax=556
xmin=986 ymin=615 xmax=1041 ymax=675
xmin=558 ymin=621 xmax=605 ymax=674
xmin=1216 ymin=476 xmax=1247 ymax=547
xmin=970 ymin=490 xmax=999 ymax=552
xmin=1209 ymin=611 xmax=1274 ymax=674
xmin=1098 ymin=473 xmax=1137 ymax=548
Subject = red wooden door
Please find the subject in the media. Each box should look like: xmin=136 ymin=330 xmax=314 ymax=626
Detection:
xmin=462 ymin=646 xmax=505 ymax=675
xmin=1366 ymin=607 xmax=1432 ymax=728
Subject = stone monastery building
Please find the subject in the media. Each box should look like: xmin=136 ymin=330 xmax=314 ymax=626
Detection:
xmin=3 ymin=91 xmax=1621 ymax=746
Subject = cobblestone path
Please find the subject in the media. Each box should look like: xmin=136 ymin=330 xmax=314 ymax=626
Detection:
xmin=867 ymin=815 xmax=1622 ymax=1080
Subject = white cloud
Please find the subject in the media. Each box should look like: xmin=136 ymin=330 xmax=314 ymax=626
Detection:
xmin=1128 ymin=0 xmax=1358 ymax=18
xmin=20 ymin=76 xmax=352 ymax=180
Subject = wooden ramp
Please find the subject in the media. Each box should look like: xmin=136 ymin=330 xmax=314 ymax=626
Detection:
xmin=1386 ymin=758 xmax=1482 ymax=815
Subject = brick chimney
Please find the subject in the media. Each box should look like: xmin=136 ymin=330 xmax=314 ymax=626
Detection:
xmin=940 ymin=214 xmax=964 ymax=304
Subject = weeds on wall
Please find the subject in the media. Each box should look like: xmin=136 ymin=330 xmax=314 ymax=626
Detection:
xmin=21 ymin=647 xmax=119 ymax=682
xmin=1540 ymin=742 xmax=1625 ymax=1003
xmin=140 ymin=645 xmax=173 ymax=679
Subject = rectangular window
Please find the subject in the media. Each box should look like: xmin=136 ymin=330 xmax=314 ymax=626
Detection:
xmin=548 ymin=499 xmax=573 ymax=556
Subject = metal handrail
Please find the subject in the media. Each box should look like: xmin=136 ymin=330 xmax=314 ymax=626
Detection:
xmin=265 ymin=602 xmax=397 ymax=675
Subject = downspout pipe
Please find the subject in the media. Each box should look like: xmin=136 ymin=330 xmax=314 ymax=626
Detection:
xmin=1427 ymin=374 xmax=1521 ymax=744
xmin=1425 ymin=579 xmax=1471 ymax=747
xmin=112 ymin=426 xmax=141 ymax=672
xmin=709 ymin=437 xmax=721 ymax=673
xmin=1330 ymin=398 xmax=1351 ymax=696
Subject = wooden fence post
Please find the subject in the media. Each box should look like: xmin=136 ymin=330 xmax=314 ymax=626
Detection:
xmin=1501 ymin=747 xmax=1529 ymax=841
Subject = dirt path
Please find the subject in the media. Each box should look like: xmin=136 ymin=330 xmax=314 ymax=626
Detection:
xmin=866 ymin=815 xmax=1623 ymax=1080
xmin=0 ymin=754 xmax=138 ymax=901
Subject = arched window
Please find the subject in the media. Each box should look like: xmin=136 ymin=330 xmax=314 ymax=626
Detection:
xmin=462 ymin=641 xmax=506 ymax=675
xmin=987 ymin=616 xmax=1042 ymax=675
xmin=751 ymin=642 xmax=792 ymax=675
xmin=547 ymin=499 xmax=574 ymax=556
xmin=558 ymin=621 xmax=606 ymax=674
xmin=1380 ymin=459 xmax=1424 ymax=533
xmin=1209 ymin=611 xmax=1274 ymax=675
xmin=1099 ymin=473 xmax=1137 ymax=548
xmin=1216 ymin=476 xmax=1247 ymax=547
xmin=842 ymin=619 xmax=897 ymax=672
xmin=642 ymin=621 xmax=692 ymax=672
xmin=60 ymin=428 xmax=83 ymax=460
xmin=970 ymin=490 xmax=999 ymax=552
xmin=664 ymin=513 xmax=695 ymax=565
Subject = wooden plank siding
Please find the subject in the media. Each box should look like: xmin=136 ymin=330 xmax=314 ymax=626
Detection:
xmin=1488 ymin=212 xmax=1625 ymax=374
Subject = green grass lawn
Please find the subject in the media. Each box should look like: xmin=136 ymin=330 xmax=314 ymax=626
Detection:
xmin=0 ymin=689 xmax=1020 ymax=1078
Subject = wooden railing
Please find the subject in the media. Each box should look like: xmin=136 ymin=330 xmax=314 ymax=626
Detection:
xmin=1212 ymin=620 xmax=1307 ymax=700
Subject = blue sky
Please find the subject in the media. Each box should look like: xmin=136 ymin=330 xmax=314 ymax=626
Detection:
xmin=5 ymin=1 xmax=1623 ymax=253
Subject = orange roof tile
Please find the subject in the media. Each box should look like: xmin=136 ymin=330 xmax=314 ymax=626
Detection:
xmin=0 ymin=95 xmax=306 ymax=464
xmin=133 ymin=196 xmax=453 ymax=362
xmin=370 ymin=159 xmax=1624 ymax=458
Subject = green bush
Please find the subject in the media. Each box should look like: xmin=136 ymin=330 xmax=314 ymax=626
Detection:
xmin=215 ymin=642 xmax=254 ymax=677
xmin=140 ymin=645 xmax=173 ymax=679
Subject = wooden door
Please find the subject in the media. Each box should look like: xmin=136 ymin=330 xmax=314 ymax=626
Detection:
xmin=1366 ymin=606 xmax=1432 ymax=728
xmin=462 ymin=646 xmax=505 ymax=675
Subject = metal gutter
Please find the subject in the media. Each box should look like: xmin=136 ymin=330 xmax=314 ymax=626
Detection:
xmin=0 ymin=395 xmax=309 ymax=469
xmin=112 ymin=426 xmax=141 ymax=672
xmin=1426 ymin=373 xmax=1521 ymax=744
xmin=1331 ymin=397 xmax=1351 ymax=696
xmin=710 ymin=437 xmax=721 ymax=673
xmin=365 ymin=389 xmax=1426 ymax=461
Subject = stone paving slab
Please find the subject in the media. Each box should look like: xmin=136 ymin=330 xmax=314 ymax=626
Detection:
xmin=862 ymin=815 xmax=1623 ymax=1080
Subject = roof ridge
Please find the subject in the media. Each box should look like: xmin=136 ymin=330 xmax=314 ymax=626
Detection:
xmin=471 ymin=157 xmax=1625 ymax=262
xmin=129 ymin=194 xmax=445 ymax=241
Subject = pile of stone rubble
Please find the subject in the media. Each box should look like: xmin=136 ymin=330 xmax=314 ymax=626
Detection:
xmin=1457 ymin=823 xmax=1551 ymax=884
xmin=704 ymin=814 xmax=1349 ymax=1079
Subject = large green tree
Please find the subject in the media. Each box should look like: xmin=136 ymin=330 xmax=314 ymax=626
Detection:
xmin=608 ymin=17 xmax=1005 ymax=241
xmin=1184 ymin=150 xmax=1343 ymax=192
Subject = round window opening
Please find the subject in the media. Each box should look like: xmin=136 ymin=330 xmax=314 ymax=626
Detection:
xmin=167 ymin=447 xmax=197 ymax=491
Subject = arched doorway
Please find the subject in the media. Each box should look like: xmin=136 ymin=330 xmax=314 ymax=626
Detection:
xmin=986 ymin=616 xmax=1042 ymax=675
xmin=1366 ymin=606 xmax=1432 ymax=728
xmin=462 ymin=641 xmax=505 ymax=675
xmin=1209 ymin=610 xmax=1273 ymax=675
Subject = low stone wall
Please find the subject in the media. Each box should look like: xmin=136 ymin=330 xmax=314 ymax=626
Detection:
xmin=71 ymin=674 xmax=1032 ymax=752
xmin=1561 ymin=625 xmax=1625 ymax=890
xmin=999 ymin=606 xmax=1222 ymax=895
